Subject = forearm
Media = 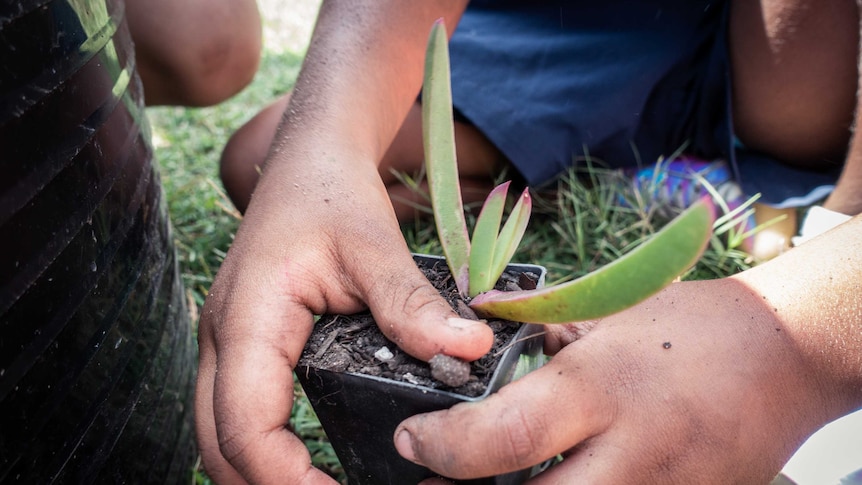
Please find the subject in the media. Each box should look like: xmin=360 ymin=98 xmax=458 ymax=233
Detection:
xmin=734 ymin=215 xmax=862 ymax=416
xmin=262 ymin=1 xmax=468 ymax=184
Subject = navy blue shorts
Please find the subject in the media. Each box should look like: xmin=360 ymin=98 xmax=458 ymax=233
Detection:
xmin=448 ymin=0 xmax=842 ymax=207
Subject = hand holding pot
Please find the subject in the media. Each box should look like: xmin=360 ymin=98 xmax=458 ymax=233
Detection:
xmin=195 ymin=161 xmax=492 ymax=483
xmin=395 ymin=217 xmax=862 ymax=483
xmin=194 ymin=2 xmax=479 ymax=483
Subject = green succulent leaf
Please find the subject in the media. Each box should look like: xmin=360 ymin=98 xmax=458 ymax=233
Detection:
xmin=469 ymin=197 xmax=716 ymax=323
xmin=489 ymin=187 xmax=531 ymax=286
xmin=469 ymin=182 xmax=510 ymax=297
xmin=422 ymin=19 xmax=470 ymax=296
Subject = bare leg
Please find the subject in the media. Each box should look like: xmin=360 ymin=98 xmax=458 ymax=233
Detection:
xmin=127 ymin=0 xmax=262 ymax=106
xmin=729 ymin=0 xmax=858 ymax=167
xmin=220 ymin=94 xmax=506 ymax=218
xmin=220 ymin=96 xmax=288 ymax=211
xmin=730 ymin=0 xmax=860 ymax=259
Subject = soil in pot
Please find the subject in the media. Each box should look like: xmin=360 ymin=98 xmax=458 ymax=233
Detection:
xmin=299 ymin=256 xmax=541 ymax=397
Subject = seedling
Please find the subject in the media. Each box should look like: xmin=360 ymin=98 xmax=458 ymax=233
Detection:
xmin=422 ymin=20 xmax=714 ymax=324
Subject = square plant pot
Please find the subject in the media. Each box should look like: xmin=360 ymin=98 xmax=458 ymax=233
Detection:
xmin=296 ymin=254 xmax=547 ymax=484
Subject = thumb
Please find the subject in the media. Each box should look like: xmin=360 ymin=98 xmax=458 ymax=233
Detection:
xmin=356 ymin=254 xmax=494 ymax=362
xmin=392 ymin=351 xmax=613 ymax=479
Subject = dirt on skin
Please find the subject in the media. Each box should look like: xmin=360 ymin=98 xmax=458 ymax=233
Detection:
xmin=298 ymin=258 xmax=539 ymax=397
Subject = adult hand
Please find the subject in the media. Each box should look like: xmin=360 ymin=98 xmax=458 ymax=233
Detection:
xmin=395 ymin=270 xmax=858 ymax=483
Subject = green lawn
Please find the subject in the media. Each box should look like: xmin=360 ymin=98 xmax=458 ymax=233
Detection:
xmin=150 ymin=44 xmax=755 ymax=484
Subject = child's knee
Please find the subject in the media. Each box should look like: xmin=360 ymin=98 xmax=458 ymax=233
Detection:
xmin=166 ymin=33 xmax=261 ymax=107
xmin=130 ymin=0 xmax=262 ymax=106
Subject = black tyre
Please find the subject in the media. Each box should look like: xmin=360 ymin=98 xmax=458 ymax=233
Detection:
xmin=0 ymin=0 xmax=197 ymax=482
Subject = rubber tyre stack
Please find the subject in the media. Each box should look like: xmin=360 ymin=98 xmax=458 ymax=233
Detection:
xmin=0 ymin=0 xmax=197 ymax=482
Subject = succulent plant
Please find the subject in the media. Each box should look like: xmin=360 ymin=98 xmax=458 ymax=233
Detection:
xmin=422 ymin=19 xmax=715 ymax=324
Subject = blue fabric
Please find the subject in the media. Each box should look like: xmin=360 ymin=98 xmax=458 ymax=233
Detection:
xmin=447 ymin=0 xmax=842 ymax=206
xmin=733 ymin=150 xmax=841 ymax=208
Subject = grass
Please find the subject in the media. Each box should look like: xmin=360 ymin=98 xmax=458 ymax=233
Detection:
xmin=151 ymin=43 xmax=757 ymax=485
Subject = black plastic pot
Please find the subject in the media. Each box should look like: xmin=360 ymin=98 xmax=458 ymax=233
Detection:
xmin=0 ymin=0 xmax=196 ymax=482
xmin=297 ymin=254 xmax=547 ymax=484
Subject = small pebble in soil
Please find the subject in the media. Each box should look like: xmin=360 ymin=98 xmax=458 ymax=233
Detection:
xmin=374 ymin=346 xmax=394 ymax=361
xmin=403 ymin=372 xmax=421 ymax=385
xmin=429 ymin=353 xmax=472 ymax=387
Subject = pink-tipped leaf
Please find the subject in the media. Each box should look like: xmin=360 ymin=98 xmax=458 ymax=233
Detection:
xmin=488 ymin=187 xmax=531 ymax=285
xmin=468 ymin=182 xmax=510 ymax=296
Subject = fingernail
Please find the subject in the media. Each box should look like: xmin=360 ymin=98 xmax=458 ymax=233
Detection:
xmin=446 ymin=317 xmax=478 ymax=330
xmin=394 ymin=428 xmax=417 ymax=463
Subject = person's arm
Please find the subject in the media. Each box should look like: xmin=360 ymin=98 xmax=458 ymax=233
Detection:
xmin=194 ymin=2 xmax=480 ymax=483
xmin=391 ymin=5 xmax=862 ymax=478
xmin=393 ymin=215 xmax=862 ymax=483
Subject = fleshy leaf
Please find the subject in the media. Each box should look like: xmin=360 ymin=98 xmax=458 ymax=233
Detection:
xmin=488 ymin=187 xmax=531 ymax=285
xmin=469 ymin=182 xmax=510 ymax=296
xmin=422 ymin=19 xmax=470 ymax=296
xmin=470 ymin=198 xmax=716 ymax=323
